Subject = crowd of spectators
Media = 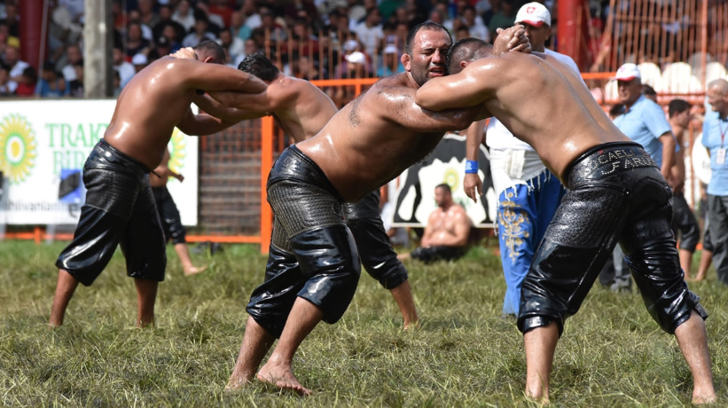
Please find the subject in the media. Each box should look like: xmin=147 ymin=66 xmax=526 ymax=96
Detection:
xmin=0 ymin=0 xmax=583 ymax=100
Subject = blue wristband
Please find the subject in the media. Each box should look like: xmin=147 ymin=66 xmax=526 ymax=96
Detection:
xmin=465 ymin=160 xmax=478 ymax=174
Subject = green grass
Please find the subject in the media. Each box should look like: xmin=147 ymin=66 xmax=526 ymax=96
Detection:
xmin=1 ymin=241 xmax=727 ymax=407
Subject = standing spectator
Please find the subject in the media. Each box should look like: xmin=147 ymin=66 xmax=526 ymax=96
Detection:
xmin=230 ymin=11 xmax=252 ymax=41
xmin=69 ymin=61 xmax=84 ymax=97
xmin=182 ymin=12 xmax=217 ymax=48
xmin=36 ymin=62 xmax=70 ymax=97
xmin=113 ymin=46 xmax=136 ymax=88
xmin=463 ymin=1 xmax=576 ymax=315
xmin=2 ymin=45 xmax=28 ymax=94
xmin=668 ymin=99 xmax=701 ymax=279
xmin=173 ymin=0 xmax=196 ymax=32
xmin=61 ymin=44 xmax=83 ymax=82
xmin=354 ymin=7 xmax=384 ymax=56
xmin=138 ymin=0 xmax=159 ymax=28
xmin=607 ymin=63 xmax=675 ymax=290
xmin=702 ymin=79 xmax=728 ymax=285
xmin=126 ymin=21 xmax=151 ymax=58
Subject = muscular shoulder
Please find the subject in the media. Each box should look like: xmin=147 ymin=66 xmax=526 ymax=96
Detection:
xmin=449 ymin=205 xmax=470 ymax=221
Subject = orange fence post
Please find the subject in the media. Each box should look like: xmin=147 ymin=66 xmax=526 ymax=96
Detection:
xmin=260 ymin=116 xmax=274 ymax=254
xmin=33 ymin=226 xmax=42 ymax=245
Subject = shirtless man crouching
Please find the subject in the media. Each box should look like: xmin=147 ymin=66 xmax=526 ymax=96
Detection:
xmin=398 ymin=183 xmax=472 ymax=263
xmin=414 ymin=38 xmax=716 ymax=404
xmin=225 ymin=23 xmax=530 ymax=395
xmin=49 ymin=41 xmax=267 ymax=327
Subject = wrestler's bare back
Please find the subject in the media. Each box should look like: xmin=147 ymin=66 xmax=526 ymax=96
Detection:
xmin=298 ymin=73 xmax=477 ymax=202
xmin=103 ymin=57 xmax=202 ymax=169
xmin=269 ymin=76 xmax=337 ymax=143
xmin=420 ymin=52 xmax=631 ymax=185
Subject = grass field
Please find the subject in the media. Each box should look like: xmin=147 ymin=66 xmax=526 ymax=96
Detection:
xmin=1 ymin=240 xmax=727 ymax=407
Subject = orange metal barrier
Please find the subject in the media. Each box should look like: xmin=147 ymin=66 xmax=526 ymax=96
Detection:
xmin=6 ymin=75 xmax=710 ymax=253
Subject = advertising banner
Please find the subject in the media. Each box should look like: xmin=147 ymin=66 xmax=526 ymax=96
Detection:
xmin=0 ymin=100 xmax=198 ymax=226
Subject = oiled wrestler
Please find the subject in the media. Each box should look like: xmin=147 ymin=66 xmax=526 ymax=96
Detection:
xmin=224 ymin=24 xmax=530 ymax=395
xmin=415 ymin=38 xmax=716 ymax=404
xmin=49 ymin=41 xmax=266 ymax=327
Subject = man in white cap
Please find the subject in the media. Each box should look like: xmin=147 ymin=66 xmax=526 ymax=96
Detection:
xmin=132 ymin=53 xmax=149 ymax=74
xmin=607 ymin=62 xmax=675 ymax=290
xmin=463 ymin=1 xmax=580 ymax=317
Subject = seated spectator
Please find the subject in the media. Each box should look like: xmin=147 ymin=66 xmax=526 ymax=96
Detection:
xmin=462 ymin=5 xmax=490 ymax=41
xmin=398 ymin=184 xmax=472 ymax=264
xmin=173 ymin=0 xmax=195 ymax=32
xmin=240 ymin=0 xmax=262 ymax=31
xmin=377 ymin=44 xmax=404 ymax=76
xmin=259 ymin=8 xmax=287 ymax=41
xmin=455 ymin=26 xmax=470 ymax=40
xmin=354 ymin=7 xmax=383 ymax=55
xmin=489 ymin=0 xmax=517 ymax=40
xmin=230 ymin=11 xmax=251 ymax=41
xmin=2 ymin=45 xmax=28 ymax=94
xmin=113 ymin=45 xmax=135 ymax=88
xmin=208 ymin=0 xmax=234 ymax=28
xmin=643 ymin=84 xmax=658 ymax=102
xmin=0 ymin=63 xmax=10 ymax=95
xmin=15 ymin=66 xmax=37 ymax=96
xmin=182 ymin=10 xmax=216 ymax=48
xmin=61 ymin=44 xmax=83 ymax=82
xmin=148 ymin=36 xmax=172 ymax=62
xmin=125 ymin=21 xmax=151 ymax=58
xmin=160 ymin=24 xmax=183 ymax=53
xmin=113 ymin=70 xmax=122 ymax=98
xmin=69 ymin=60 xmax=84 ymax=97
xmin=138 ymin=0 xmax=159 ymax=28
xmin=152 ymin=5 xmax=186 ymax=44
xmin=217 ymin=29 xmax=244 ymax=63
xmin=36 ymin=62 xmax=69 ymax=97
xmin=132 ymin=53 xmax=148 ymax=73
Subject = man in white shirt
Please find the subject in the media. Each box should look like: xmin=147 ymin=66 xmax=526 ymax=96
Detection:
xmin=113 ymin=46 xmax=136 ymax=88
xmin=354 ymin=7 xmax=384 ymax=56
xmin=464 ymin=2 xmax=581 ymax=316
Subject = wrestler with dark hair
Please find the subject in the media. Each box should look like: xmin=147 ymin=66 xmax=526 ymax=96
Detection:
xmin=49 ymin=41 xmax=267 ymax=328
xmin=414 ymin=37 xmax=716 ymax=404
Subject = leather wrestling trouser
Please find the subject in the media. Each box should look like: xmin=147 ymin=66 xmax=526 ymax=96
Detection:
xmin=518 ymin=142 xmax=707 ymax=336
xmin=247 ymin=146 xmax=361 ymax=338
xmin=343 ymin=189 xmax=408 ymax=290
xmin=152 ymin=186 xmax=187 ymax=245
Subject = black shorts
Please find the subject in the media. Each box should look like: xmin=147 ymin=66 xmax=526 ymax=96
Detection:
xmin=410 ymin=246 xmax=466 ymax=264
xmin=247 ymin=146 xmax=361 ymax=338
xmin=343 ymin=190 xmax=408 ymax=289
xmin=518 ymin=142 xmax=706 ymax=336
xmin=56 ymin=140 xmax=167 ymax=286
xmin=671 ymin=192 xmax=700 ymax=252
xmin=153 ymin=186 xmax=186 ymax=245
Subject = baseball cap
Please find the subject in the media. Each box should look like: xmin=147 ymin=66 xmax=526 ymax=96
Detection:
xmin=343 ymin=39 xmax=359 ymax=52
xmin=515 ymin=2 xmax=551 ymax=27
xmin=345 ymin=51 xmax=366 ymax=65
xmin=383 ymin=44 xmax=398 ymax=55
xmin=132 ymin=53 xmax=148 ymax=65
xmin=615 ymin=63 xmax=641 ymax=81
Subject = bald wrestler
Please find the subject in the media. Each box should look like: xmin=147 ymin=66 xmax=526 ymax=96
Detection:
xmin=225 ymin=24 xmax=530 ymax=395
xmin=414 ymin=38 xmax=715 ymax=404
xmin=49 ymin=40 xmax=267 ymax=327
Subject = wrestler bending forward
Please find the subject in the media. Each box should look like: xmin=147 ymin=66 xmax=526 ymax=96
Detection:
xmin=415 ymin=38 xmax=716 ymax=404
xmin=190 ymin=52 xmax=419 ymax=332
xmin=224 ymin=23 xmax=530 ymax=395
xmin=49 ymin=41 xmax=266 ymax=327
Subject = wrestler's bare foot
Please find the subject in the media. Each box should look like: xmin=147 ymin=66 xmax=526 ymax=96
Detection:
xmin=525 ymin=391 xmax=549 ymax=405
xmin=257 ymin=361 xmax=311 ymax=396
xmin=225 ymin=375 xmax=253 ymax=392
xmin=693 ymin=272 xmax=706 ymax=282
xmin=692 ymin=388 xmax=717 ymax=404
xmin=184 ymin=265 xmax=208 ymax=276
xmin=403 ymin=320 xmax=420 ymax=330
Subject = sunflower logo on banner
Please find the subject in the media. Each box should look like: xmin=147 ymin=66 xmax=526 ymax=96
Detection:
xmin=167 ymin=128 xmax=187 ymax=177
xmin=0 ymin=114 xmax=37 ymax=184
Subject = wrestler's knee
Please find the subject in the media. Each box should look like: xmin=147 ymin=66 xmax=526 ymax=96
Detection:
xmin=517 ymin=315 xmax=564 ymax=337
xmin=168 ymin=221 xmax=186 ymax=245
xmin=290 ymin=225 xmax=362 ymax=324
